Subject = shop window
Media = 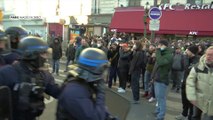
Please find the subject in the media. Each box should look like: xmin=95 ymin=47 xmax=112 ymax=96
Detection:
xmin=170 ymin=0 xmax=187 ymax=4
xmin=203 ymin=0 xmax=212 ymax=4
xmin=187 ymin=0 xmax=202 ymax=4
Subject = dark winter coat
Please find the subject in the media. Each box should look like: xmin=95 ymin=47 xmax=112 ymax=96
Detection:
xmin=57 ymin=80 xmax=106 ymax=120
xmin=0 ymin=62 xmax=60 ymax=120
xmin=152 ymin=48 xmax=173 ymax=85
xmin=65 ymin=44 xmax=76 ymax=61
xmin=107 ymin=49 xmax=119 ymax=67
xmin=117 ymin=49 xmax=131 ymax=72
xmin=49 ymin=42 xmax=62 ymax=60
xmin=129 ymin=50 xmax=145 ymax=74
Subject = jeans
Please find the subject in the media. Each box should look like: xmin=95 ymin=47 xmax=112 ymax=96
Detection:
xmin=154 ymin=82 xmax=168 ymax=120
xmin=144 ymin=70 xmax=151 ymax=92
xmin=52 ymin=59 xmax=60 ymax=73
xmin=131 ymin=71 xmax=141 ymax=101
xmin=171 ymin=70 xmax=184 ymax=89
xmin=65 ymin=59 xmax=73 ymax=71
xmin=108 ymin=66 xmax=117 ymax=88
xmin=150 ymin=83 xmax=155 ymax=98
xmin=118 ymin=69 xmax=128 ymax=89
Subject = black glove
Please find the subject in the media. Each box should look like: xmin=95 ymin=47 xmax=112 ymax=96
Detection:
xmin=96 ymin=79 xmax=105 ymax=95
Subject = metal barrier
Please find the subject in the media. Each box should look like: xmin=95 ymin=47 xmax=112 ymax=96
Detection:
xmin=105 ymin=88 xmax=131 ymax=120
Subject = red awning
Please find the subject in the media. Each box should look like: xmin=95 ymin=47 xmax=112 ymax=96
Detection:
xmin=110 ymin=7 xmax=213 ymax=36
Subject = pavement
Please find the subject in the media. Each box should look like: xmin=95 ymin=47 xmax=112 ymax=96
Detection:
xmin=39 ymin=59 xmax=183 ymax=120
xmin=108 ymin=85 xmax=182 ymax=120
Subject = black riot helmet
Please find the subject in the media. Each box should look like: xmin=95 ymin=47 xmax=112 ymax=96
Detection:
xmin=69 ymin=48 xmax=109 ymax=82
xmin=5 ymin=26 xmax=28 ymax=49
xmin=18 ymin=36 xmax=49 ymax=68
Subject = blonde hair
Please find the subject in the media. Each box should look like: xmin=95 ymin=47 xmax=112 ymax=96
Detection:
xmin=205 ymin=46 xmax=213 ymax=54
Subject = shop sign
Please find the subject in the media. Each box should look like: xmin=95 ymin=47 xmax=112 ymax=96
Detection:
xmin=149 ymin=20 xmax=160 ymax=31
xmin=159 ymin=2 xmax=213 ymax=10
xmin=148 ymin=7 xmax=162 ymax=20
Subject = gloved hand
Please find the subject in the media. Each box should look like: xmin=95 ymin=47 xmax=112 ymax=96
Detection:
xmin=96 ymin=79 xmax=105 ymax=95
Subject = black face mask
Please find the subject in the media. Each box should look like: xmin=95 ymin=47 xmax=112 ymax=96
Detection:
xmin=11 ymin=42 xmax=18 ymax=49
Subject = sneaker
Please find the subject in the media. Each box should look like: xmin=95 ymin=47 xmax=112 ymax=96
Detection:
xmin=117 ymin=88 xmax=126 ymax=93
xmin=148 ymin=97 xmax=156 ymax=103
xmin=155 ymin=102 xmax=158 ymax=107
xmin=175 ymin=114 xmax=187 ymax=120
xmin=117 ymin=87 xmax=122 ymax=90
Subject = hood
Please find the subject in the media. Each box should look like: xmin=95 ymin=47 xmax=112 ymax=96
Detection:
xmin=197 ymin=55 xmax=207 ymax=71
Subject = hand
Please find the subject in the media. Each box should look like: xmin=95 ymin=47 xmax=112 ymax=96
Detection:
xmin=150 ymin=79 xmax=154 ymax=83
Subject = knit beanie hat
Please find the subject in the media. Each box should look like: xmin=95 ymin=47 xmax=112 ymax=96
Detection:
xmin=187 ymin=45 xmax=198 ymax=55
xmin=159 ymin=40 xmax=169 ymax=47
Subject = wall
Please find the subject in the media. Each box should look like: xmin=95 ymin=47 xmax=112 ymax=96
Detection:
xmin=94 ymin=26 xmax=102 ymax=36
xmin=3 ymin=19 xmax=47 ymax=40
xmin=48 ymin=23 xmax=63 ymax=38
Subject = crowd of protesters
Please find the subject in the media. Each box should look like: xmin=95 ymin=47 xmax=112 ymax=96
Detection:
xmin=60 ymin=32 xmax=213 ymax=120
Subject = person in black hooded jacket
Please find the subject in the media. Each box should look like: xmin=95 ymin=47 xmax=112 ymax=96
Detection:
xmin=49 ymin=38 xmax=62 ymax=75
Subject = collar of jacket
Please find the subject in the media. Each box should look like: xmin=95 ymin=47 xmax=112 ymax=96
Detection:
xmin=197 ymin=55 xmax=211 ymax=71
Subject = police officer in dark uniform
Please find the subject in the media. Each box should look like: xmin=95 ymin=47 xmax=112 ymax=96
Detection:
xmin=57 ymin=48 xmax=118 ymax=120
xmin=0 ymin=36 xmax=61 ymax=120
xmin=0 ymin=28 xmax=10 ymax=66
xmin=5 ymin=26 xmax=28 ymax=49
xmin=2 ymin=26 xmax=29 ymax=65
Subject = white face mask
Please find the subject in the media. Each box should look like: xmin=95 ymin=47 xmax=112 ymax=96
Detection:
xmin=160 ymin=47 xmax=165 ymax=51
xmin=133 ymin=45 xmax=137 ymax=50
xmin=97 ymin=43 xmax=102 ymax=47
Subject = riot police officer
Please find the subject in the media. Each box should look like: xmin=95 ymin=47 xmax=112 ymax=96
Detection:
xmin=57 ymin=48 xmax=117 ymax=120
xmin=3 ymin=26 xmax=29 ymax=65
xmin=5 ymin=26 xmax=28 ymax=49
xmin=0 ymin=36 xmax=61 ymax=120
xmin=0 ymin=29 xmax=9 ymax=66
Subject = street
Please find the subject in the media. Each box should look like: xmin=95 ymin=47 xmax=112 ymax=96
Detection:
xmin=39 ymin=61 xmax=182 ymax=120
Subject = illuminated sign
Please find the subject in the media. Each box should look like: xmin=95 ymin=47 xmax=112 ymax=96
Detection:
xmin=159 ymin=2 xmax=213 ymax=10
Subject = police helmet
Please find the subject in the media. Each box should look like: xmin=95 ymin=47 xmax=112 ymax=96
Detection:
xmin=69 ymin=48 xmax=109 ymax=82
xmin=18 ymin=36 xmax=48 ymax=60
xmin=5 ymin=26 xmax=28 ymax=39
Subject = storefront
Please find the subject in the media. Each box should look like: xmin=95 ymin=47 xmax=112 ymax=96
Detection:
xmin=110 ymin=4 xmax=213 ymax=37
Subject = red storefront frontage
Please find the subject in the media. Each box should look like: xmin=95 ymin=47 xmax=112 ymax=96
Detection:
xmin=110 ymin=7 xmax=213 ymax=36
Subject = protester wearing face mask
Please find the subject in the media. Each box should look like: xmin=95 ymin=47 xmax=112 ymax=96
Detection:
xmin=175 ymin=45 xmax=202 ymax=120
xmin=151 ymin=40 xmax=173 ymax=120
xmin=129 ymin=41 xmax=145 ymax=104
xmin=107 ymin=43 xmax=119 ymax=88
xmin=97 ymin=40 xmax=108 ymax=54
